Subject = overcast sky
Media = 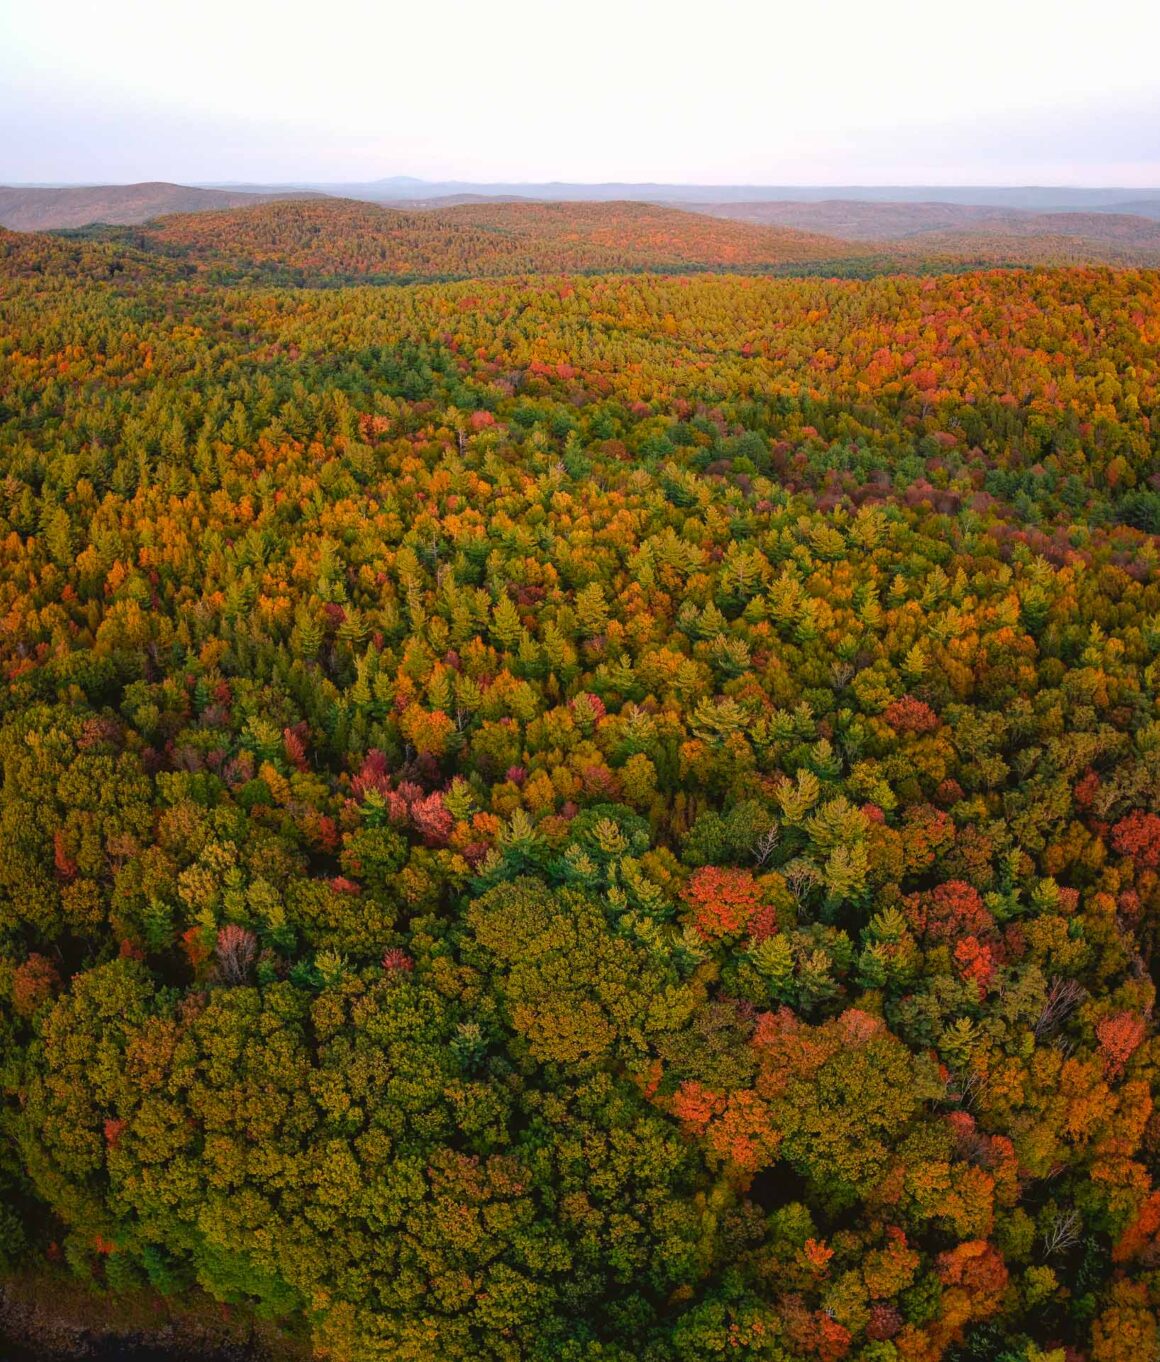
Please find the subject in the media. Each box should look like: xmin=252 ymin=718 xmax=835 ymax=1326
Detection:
xmin=2 ymin=0 xmax=1158 ymax=186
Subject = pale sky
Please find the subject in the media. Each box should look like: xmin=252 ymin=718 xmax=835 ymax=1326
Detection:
xmin=1 ymin=0 xmax=1158 ymax=186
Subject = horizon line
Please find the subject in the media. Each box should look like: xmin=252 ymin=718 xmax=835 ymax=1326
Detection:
xmin=4 ymin=177 xmax=1160 ymax=193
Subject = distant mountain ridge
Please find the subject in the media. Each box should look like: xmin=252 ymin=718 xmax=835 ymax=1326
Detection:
xmin=12 ymin=193 xmax=1159 ymax=286
xmin=6 ymin=178 xmax=1160 ymax=233
xmin=6 ymin=180 xmax=1160 ymax=272
xmin=0 ymin=181 xmax=325 ymax=232
xmin=304 ymin=179 xmax=1160 ymax=213
xmin=685 ymin=199 xmax=1160 ymax=251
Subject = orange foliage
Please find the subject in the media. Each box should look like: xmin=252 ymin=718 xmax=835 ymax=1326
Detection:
xmin=1112 ymin=811 xmax=1160 ymax=869
xmin=1097 ymin=1012 xmax=1147 ymax=1078
xmin=682 ymin=865 xmax=764 ymax=941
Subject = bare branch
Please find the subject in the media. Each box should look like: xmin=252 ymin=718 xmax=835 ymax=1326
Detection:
xmin=1034 ymin=977 xmax=1087 ymax=1042
xmin=752 ymin=823 xmax=781 ymax=868
xmin=1041 ymin=1208 xmax=1082 ymax=1259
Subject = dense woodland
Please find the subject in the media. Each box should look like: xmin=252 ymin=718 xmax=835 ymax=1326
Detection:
xmin=689 ymin=202 xmax=1160 ymax=269
xmin=15 ymin=195 xmax=1160 ymax=287
xmin=40 ymin=199 xmax=851 ymax=285
xmin=0 ymin=204 xmax=1159 ymax=1362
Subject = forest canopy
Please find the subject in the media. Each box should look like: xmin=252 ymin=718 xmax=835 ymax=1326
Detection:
xmin=14 ymin=195 xmax=1160 ymax=289
xmin=0 ymin=219 xmax=1158 ymax=1362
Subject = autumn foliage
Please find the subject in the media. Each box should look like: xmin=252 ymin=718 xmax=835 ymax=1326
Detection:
xmin=0 ymin=217 xmax=1157 ymax=1361
xmin=682 ymin=865 xmax=766 ymax=939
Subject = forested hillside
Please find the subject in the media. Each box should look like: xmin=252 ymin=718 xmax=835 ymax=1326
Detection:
xmin=0 ymin=237 xmax=1158 ymax=1362
xmin=0 ymin=183 xmax=324 ymax=233
xmin=45 ymin=196 xmax=1160 ymax=282
xmin=84 ymin=198 xmax=855 ymax=282
xmin=689 ymin=200 xmax=1160 ymax=265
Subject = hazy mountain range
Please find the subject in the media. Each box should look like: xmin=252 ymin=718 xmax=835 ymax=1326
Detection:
xmin=225 ymin=177 xmax=1160 ymax=214
xmin=0 ymin=181 xmax=323 ymax=232
xmin=4 ymin=177 xmax=1160 ymax=231
xmin=3 ymin=178 xmax=1160 ymax=270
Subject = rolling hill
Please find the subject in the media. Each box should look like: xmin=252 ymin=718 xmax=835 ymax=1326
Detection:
xmin=0 ymin=181 xmax=326 ymax=232
xmin=15 ymin=193 xmax=1160 ymax=286
xmin=891 ymin=228 xmax=1160 ymax=268
xmin=314 ymin=176 xmax=1160 ymax=212
xmin=106 ymin=196 xmax=858 ymax=279
xmin=686 ymin=199 xmax=1160 ymax=266
xmin=685 ymin=198 xmax=1157 ymax=239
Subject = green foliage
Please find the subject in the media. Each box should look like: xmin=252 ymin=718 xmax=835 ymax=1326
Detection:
xmin=0 ymin=244 xmax=1158 ymax=1359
